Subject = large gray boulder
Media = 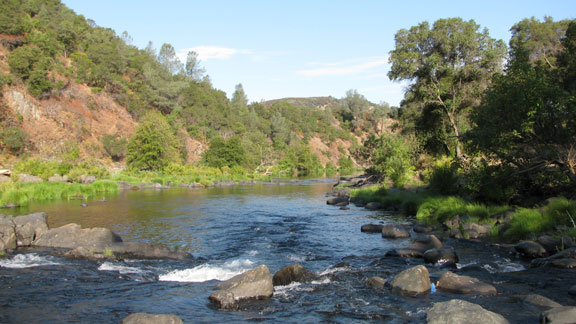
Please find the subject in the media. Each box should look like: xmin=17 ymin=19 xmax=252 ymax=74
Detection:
xmin=540 ymin=306 xmax=576 ymax=324
xmin=273 ymin=264 xmax=315 ymax=286
xmin=427 ymin=299 xmax=510 ymax=324
xmin=13 ymin=212 xmax=48 ymax=246
xmin=209 ymin=265 xmax=274 ymax=310
xmin=436 ymin=271 xmax=497 ymax=296
xmin=121 ymin=313 xmax=183 ymax=324
xmin=32 ymin=223 xmax=122 ymax=249
xmin=381 ymin=224 xmax=410 ymax=239
xmin=389 ymin=265 xmax=431 ymax=296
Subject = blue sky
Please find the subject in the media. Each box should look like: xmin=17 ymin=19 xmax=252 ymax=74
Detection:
xmin=62 ymin=0 xmax=575 ymax=106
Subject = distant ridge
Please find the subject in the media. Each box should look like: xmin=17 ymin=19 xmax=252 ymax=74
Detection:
xmin=262 ymin=96 xmax=341 ymax=110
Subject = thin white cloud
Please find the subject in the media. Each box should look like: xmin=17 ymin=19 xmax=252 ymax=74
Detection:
xmin=176 ymin=46 xmax=252 ymax=62
xmin=298 ymin=57 xmax=389 ymax=77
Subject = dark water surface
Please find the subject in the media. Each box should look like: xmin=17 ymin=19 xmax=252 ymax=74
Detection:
xmin=0 ymin=180 xmax=574 ymax=323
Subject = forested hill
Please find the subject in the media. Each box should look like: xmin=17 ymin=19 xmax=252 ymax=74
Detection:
xmin=0 ymin=0 xmax=395 ymax=175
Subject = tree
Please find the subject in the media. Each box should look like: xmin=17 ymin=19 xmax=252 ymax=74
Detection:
xmin=202 ymin=136 xmax=247 ymax=169
xmin=185 ymin=51 xmax=205 ymax=80
xmin=389 ymin=18 xmax=507 ymax=159
xmin=470 ymin=21 xmax=576 ymax=195
xmin=126 ymin=111 xmax=181 ymax=171
xmin=158 ymin=43 xmax=183 ymax=75
xmin=510 ymin=16 xmax=571 ymax=67
xmin=231 ymin=83 xmax=249 ymax=116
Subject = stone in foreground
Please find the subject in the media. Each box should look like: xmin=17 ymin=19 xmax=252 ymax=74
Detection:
xmin=209 ymin=265 xmax=274 ymax=310
xmin=121 ymin=313 xmax=183 ymax=324
xmin=427 ymin=299 xmax=510 ymax=324
xmin=273 ymin=264 xmax=315 ymax=286
xmin=540 ymin=306 xmax=576 ymax=324
xmin=381 ymin=224 xmax=410 ymax=239
xmin=32 ymin=223 xmax=122 ymax=249
xmin=436 ymin=271 xmax=497 ymax=296
xmin=389 ymin=265 xmax=430 ymax=296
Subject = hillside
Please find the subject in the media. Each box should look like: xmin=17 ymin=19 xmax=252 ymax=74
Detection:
xmin=0 ymin=0 xmax=397 ymax=175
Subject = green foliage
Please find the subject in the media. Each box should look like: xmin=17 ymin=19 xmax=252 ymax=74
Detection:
xmin=127 ymin=111 xmax=181 ymax=171
xmin=370 ymin=133 xmax=415 ymax=188
xmin=542 ymin=197 xmax=576 ymax=228
xmin=427 ymin=157 xmax=460 ymax=195
xmin=510 ymin=17 xmax=571 ymax=66
xmin=338 ymin=155 xmax=354 ymax=174
xmin=278 ymin=143 xmax=322 ymax=176
xmin=389 ymin=18 xmax=507 ymax=158
xmin=102 ymin=134 xmax=127 ymax=161
xmin=1 ymin=127 xmax=29 ymax=154
xmin=504 ymin=208 xmax=548 ymax=240
xmin=0 ymin=0 xmax=30 ymax=35
xmin=202 ymin=136 xmax=247 ymax=169
xmin=416 ymin=196 xmax=508 ymax=225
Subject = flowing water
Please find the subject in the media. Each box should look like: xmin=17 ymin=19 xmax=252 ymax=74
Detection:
xmin=0 ymin=179 xmax=573 ymax=323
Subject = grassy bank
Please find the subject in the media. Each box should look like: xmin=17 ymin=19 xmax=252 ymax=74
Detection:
xmin=0 ymin=181 xmax=119 ymax=207
xmin=350 ymin=185 xmax=576 ymax=242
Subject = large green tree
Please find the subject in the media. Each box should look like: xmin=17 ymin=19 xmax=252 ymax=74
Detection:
xmin=389 ymin=18 xmax=507 ymax=158
xmin=470 ymin=21 xmax=576 ymax=194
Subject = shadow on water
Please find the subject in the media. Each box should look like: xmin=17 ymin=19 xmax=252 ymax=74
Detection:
xmin=1 ymin=180 xmax=574 ymax=323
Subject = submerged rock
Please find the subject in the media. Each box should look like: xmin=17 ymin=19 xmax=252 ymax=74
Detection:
xmin=273 ymin=264 xmax=315 ymax=286
xmin=365 ymin=202 xmax=382 ymax=210
xmin=209 ymin=265 xmax=274 ymax=310
xmin=423 ymin=248 xmax=459 ymax=265
xmin=515 ymin=294 xmax=562 ymax=311
xmin=365 ymin=276 xmax=387 ymax=289
xmin=436 ymin=271 xmax=497 ymax=296
xmin=427 ymin=299 xmax=510 ymax=324
xmin=326 ymin=196 xmax=349 ymax=205
xmin=386 ymin=234 xmax=443 ymax=259
xmin=121 ymin=313 xmax=183 ymax=324
xmin=381 ymin=224 xmax=410 ymax=239
xmin=389 ymin=265 xmax=430 ymax=296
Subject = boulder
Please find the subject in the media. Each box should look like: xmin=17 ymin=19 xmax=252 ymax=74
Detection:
xmin=273 ymin=264 xmax=315 ymax=286
xmin=550 ymin=258 xmax=576 ymax=269
xmin=413 ymin=224 xmax=434 ymax=234
xmin=385 ymin=248 xmax=424 ymax=258
xmin=540 ymin=306 xmax=576 ymax=324
xmin=0 ymin=215 xmax=16 ymax=251
xmin=48 ymin=174 xmax=68 ymax=183
xmin=410 ymin=234 xmax=443 ymax=252
xmin=423 ymin=248 xmax=459 ymax=265
xmin=17 ymin=173 xmax=42 ymax=183
xmin=537 ymin=235 xmax=563 ymax=254
xmin=427 ymin=299 xmax=510 ymax=324
xmin=79 ymin=175 xmax=96 ymax=184
xmin=381 ymin=224 xmax=410 ymax=239
xmin=449 ymin=228 xmax=464 ymax=239
xmin=515 ymin=241 xmax=547 ymax=259
xmin=361 ymin=224 xmax=383 ymax=233
xmin=32 ymin=223 xmax=122 ymax=249
xmin=436 ymin=271 xmax=497 ymax=296
xmin=209 ymin=265 xmax=274 ymax=310
xmin=121 ymin=313 xmax=183 ymax=324
xmin=462 ymin=222 xmax=492 ymax=239
xmin=107 ymin=242 xmax=191 ymax=260
xmin=327 ymin=196 xmax=349 ymax=205
xmin=443 ymin=215 xmax=461 ymax=229
xmin=365 ymin=276 xmax=387 ymax=289
xmin=365 ymin=202 xmax=383 ymax=210
xmin=389 ymin=265 xmax=431 ymax=296
xmin=13 ymin=212 xmax=48 ymax=246
xmin=516 ymin=294 xmax=562 ymax=310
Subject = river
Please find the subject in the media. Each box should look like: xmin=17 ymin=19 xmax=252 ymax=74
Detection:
xmin=0 ymin=179 xmax=573 ymax=323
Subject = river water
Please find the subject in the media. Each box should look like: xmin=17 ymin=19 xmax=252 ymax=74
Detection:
xmin=0 ymin=179 xmax=573 ymax=323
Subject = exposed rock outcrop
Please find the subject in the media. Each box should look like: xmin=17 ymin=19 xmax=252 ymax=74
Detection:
xmin=0 ymin=213 xmax=48 ymax=252
xmin=209 ymin=265 xmax=274 ymax=310
xmin=32 ymin=223 xmax=122 ymax=249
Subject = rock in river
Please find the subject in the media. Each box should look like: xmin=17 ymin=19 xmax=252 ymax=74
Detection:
xmin=209 ymin=265 xmax=274 ymax=310
xmin=423 ymin=248 xmax=459 ymax=265
xmin=273 ymin=264 xmax=316 ymax=286
xmin=436 ymin=271 xmax=497 ymax=296
xmin=32 ymin=223 xmax=122 ymax=249
xmin=427 ymin=299 xmax=510 ymax=324
xmin=121 ymin=313 xmax=183 ymax=324
xmin=381 ymin=224 xmax=410 ymax=239
xmin=360 ymin=224 xmax=383 ymax=233
xmin=515 ymin=241 xmax=547 ymax=259
xmin=540 ymin=306 xmax=576 ymax=324
xmin=389 ymin=265 xmax=430 ymax=296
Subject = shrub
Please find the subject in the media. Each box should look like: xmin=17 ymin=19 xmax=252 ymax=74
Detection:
xmin=504 ymin=208 xmax=548 ymax=240
xmin=370 ymin=133 xmax=415 ymax=188
xmin=102 ymin=134 xmax=127 ymax=161
xmin=428 ymin=156 xmax=460 ymax=195
xmin=202 ymin=136 xmax=247 ymax=169
xmin=542 ymin=197 xmax=576 ymax=228
xmin=1 ymin=127 xmax=29 ymax=154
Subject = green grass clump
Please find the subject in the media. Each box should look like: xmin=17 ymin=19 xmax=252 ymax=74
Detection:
xmin=416 ymin=196 xmax=509 ymax=225
xmin=504 ymin=208 xmax=548 ymax=240
xmin=542 ymin=197 xmax=576 ymax=228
